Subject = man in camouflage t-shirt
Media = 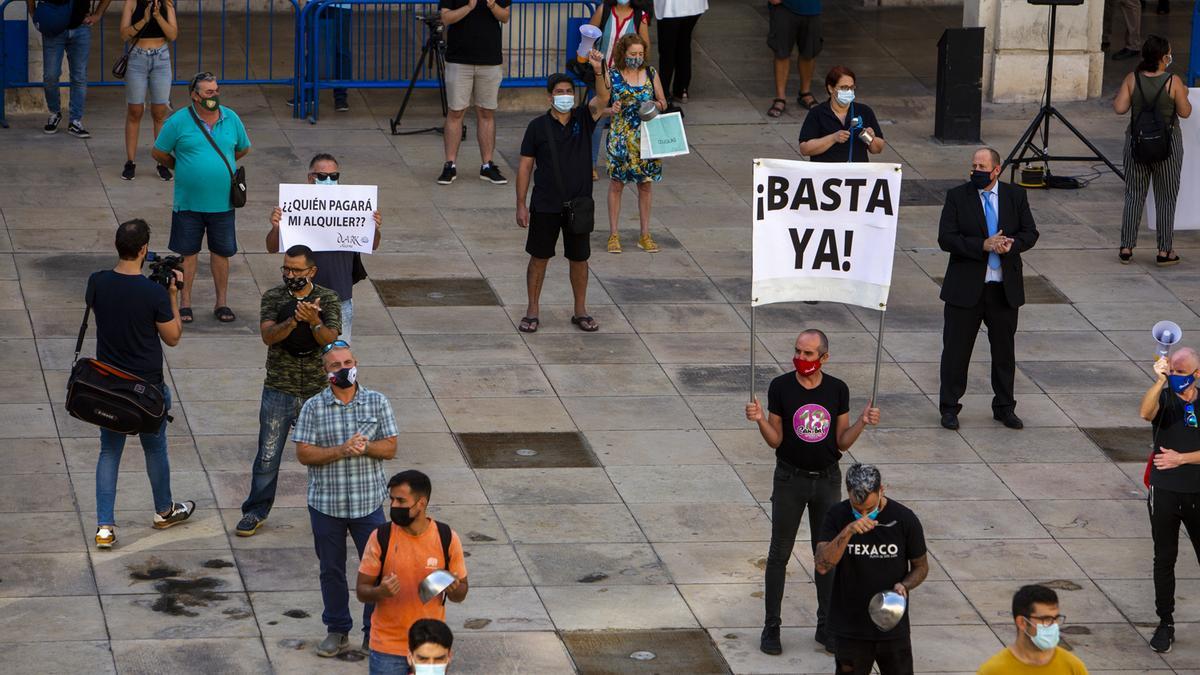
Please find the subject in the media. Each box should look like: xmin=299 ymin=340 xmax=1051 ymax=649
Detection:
xmin=236 ymin=245 xmax=342 ymax=536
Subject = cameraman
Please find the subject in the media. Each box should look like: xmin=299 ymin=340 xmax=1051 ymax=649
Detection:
xmin=91 ymin=219 xmax=195 ymax=550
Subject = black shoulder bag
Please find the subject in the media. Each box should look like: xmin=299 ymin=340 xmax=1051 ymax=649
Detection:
xmin=543 ymin=114 xmax=595 ymax=235
xmin=112 ymin=7 xmax=153 ymax=79
xmin=65 ymin=274 xmax=171 ymax=435
xmin=188 ymin=106 xmax=248 ymax=208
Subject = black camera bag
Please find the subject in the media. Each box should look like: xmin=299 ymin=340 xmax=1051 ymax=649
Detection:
xmin=65 ymin=275 xmax=170 ymax=435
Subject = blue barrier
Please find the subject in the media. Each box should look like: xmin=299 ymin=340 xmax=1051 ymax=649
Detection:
xmin=1190 ymin=0 xmax=1200 ymax=86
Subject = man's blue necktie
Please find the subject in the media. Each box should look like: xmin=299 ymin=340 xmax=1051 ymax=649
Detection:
xmin=983 ymin=191 xmax=1000 ymax=270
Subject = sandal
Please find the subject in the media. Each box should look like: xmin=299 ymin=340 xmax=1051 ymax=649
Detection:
xmin=214 ymin=306 xmax=236 ymax=322
xmin=767 ymin=98 xmax=786 ymax=118
xmin=571 ymin=315 xmax=600 ymax=332
xmin=1118 ymin=248 xmax=1133 ymax=264
xmin=797 ymin=92 xmax=818 ymax=110
xmin=1157 ymin=252 xmax=1181 ymax=267
xmin=518 ymin=317 xmax=539 ymax=334
xmin=179 ymin=307 xmax=194 ymax=324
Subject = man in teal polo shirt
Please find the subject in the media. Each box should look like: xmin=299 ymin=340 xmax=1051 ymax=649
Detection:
xmin=765 ymin=0 xmax=822 ymax=119
xmin=152 ymin=72 xmax=251 ymax=325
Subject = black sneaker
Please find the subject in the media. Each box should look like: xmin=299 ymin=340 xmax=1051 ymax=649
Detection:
xmin=152 ymin=500 xmax=195 ymax=529
xmin=44 ymin=112 xmax=61 ymax=134
xmin=814 ymin=627 xmax=834 ymax=654
xmin=285 ymin=98 xmax=295 ymax=107
xmin=1151 ymin=622 xmax=1174 ymax=653
xmin=480 ymin=162 xmax=508 ymax=185
xmin=156 ymin=164 xmax=173 ymax=181
xmin=759 ymin=624 xmax=782 ymax=655
xmin=122 ymin=161 xmax=136 ymax=181
xmin=437 ymin=162 xmax=457 ymax=185
xmin=1113 ymin=48 xmax=1139 ymax=61
xmin=67 ymin=121 xmax=90 ymax=138
xmin=235 ymin=513 xmax=265 ymax=537
xmin=334 ymin=99 xmax=349 ymax=112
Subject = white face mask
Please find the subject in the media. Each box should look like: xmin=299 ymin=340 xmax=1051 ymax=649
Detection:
xmin=836 ymin=89 xmax=855 ymax=106
xmin=412 ymin=665 xmax=447 ymax=675
xmin=552 ymin=94 xmax=574 ymax=113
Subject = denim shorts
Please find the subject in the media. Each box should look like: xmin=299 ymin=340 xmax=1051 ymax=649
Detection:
xmin=170 ymin=209 xmax=238 ymax=257
xmin=124 ymin=44 xmax=173 ymax=105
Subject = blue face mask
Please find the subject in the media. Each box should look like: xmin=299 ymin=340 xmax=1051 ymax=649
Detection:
xmin=853 ymin=504 xmax=879 ymax=521
xmin=1169 ymin=373 xmax=1197 ymax=393
xmin=625 ymin=56 xmax=643 ymax=70
xmin=836 ymin=89 xmax=855 ymax=106
xmin=617 ymin=0 xmax=631 ymax=5
xmin=552 ymin=94 xmax=575 ymax=113
xmin=1028 ymin=622 xmax=1060 ymax=650
xmin=315 ymin=177 xmax=338 ymax=185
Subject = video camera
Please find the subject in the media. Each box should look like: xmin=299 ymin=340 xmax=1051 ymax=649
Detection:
xmin=146 ymin=251 xmax=184 ymax=290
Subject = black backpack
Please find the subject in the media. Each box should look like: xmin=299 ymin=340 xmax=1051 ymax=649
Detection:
xmin=1130 ymin=73 xmax=1174 ymax=164
xmin=374 ymin=520 xmax=453 ymax=605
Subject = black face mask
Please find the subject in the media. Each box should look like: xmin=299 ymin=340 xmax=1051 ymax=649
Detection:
xmin=328 ymin=366 xmax=357 ymax=389
xmin=390 ymin=504 xmax=415 ymax=527
xmin=283 ymin=275 xmax=309 ymax=293
xmin=969 ymin=169 xmax=993 ymax=191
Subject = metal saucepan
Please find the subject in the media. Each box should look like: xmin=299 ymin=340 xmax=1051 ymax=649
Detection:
xmin=638 ymin=101 xmax=659 ymax=121
xmin=868 ymin=590 xmax=907 ymax=632
xmin=418 ymin=569 xmax=458 ymax=604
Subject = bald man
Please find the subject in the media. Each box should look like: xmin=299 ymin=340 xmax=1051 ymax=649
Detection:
xmin=1139 ymin=346 xmax=1200 ymax=654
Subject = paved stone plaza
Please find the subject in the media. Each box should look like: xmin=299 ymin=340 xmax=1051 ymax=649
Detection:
xmin=2 ymin=0 xmax=1199 ymax=672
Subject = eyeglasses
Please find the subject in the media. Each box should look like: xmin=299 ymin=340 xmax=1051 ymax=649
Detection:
xmin=321 ymin=339 xmax=351 ymax=355
xmin=280 ymin=265 xmax=313 ymax=276
xmin=1024 ymin=614 xmax=1066 ymax=627
xmin=1186 ymin=403 xmax=1197 ymax=428
xmin=835 ymin=85 xmax=857 ymax=92
xmin=310 ymin=172 xmax=340 ymax=181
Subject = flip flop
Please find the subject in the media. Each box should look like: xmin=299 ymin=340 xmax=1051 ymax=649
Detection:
xmin=179 ymin=307 xmax=193 ymax=323
xmin=518 ymin=317 xmax=539 ymax=333
xmin=214 ymin=306 xmax=236 ymax=323
xmin=767 ymin=98 xmax=786 ymax=118
xmin=797 ymin=92 xmax=818 ymax=110
xmin=571 ymin=315 xmax=599 ymax=332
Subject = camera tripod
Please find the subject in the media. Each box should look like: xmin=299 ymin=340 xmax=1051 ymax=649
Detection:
xmin=1003 ymin=2 xmax=1124 ymax=183
xmin=390 ymin=17 xmax=463 ymax=138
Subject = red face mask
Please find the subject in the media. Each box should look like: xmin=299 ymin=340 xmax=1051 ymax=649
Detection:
xmin=793 ymin=356 xmax=822 ymax=376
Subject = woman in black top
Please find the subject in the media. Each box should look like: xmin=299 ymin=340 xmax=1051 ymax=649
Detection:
xmin=798 ymin=65 xmax=886 ymax=163
xmin=119 ymin=0 xmax=178 ymax=181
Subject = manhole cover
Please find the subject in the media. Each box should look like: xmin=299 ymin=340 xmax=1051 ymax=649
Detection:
xmin=457 ymin=432 xmax=598 ymax=469
xmin=372 ymin=278 xmax=500 ymax=307
xmin=563 ymin=630 xmax=729 ymax=674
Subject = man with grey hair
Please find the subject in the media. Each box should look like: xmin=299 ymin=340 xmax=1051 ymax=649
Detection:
xmin=814 ymin=463 xmax=927 ymax=674
xmin=937 ymin=146 xmax=1038 ymax=432
xmin=746 ymin=328 xmax=880 ymax=656
xmin=1138 ymin=346 xmax=1200 ymax=654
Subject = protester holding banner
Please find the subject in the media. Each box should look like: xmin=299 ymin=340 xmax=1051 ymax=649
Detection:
xmin=745 ymin=329 xmax=880 ymax=657
xmin=798 ymin=66 xmax=885 ymax=163
xmin=937 ymin=148 xmax=1038 ymax=432
xmin=602 ymin=34 xmax=668 ymax=254
xmin=267 ymin=153 xmax=382 ymax=342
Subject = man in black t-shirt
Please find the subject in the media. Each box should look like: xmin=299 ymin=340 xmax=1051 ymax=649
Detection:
xmin=514 ymin=68 xmax=610 ymax=335
xmin=437 ymin=0 xmax=512 ymax=186
xmin=745 ymin=329 xmax=880 ymax=656
xmin=267 ymin=153 xmax=382 ymax=343
xmin=1139 ymin=347 xmax=1200 ymax=654
xmin=90 ymin=219 xmax=194 ymax=550
xmin=814 ymin=463 xmax=928 ymax=675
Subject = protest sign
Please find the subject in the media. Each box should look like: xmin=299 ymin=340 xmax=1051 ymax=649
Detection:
xmin=278 ymin=183 xmax=378 ymax=254
xmin=640 ymin=112 xmax=689 ymax=159
xmin=751 ymin=159 xmax=901 ymax=309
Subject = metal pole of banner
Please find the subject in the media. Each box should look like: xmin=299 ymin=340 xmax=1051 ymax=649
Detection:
xmin=870 ymin=308 xmax=886 ymax=407
xmin=749 ymin=304 xmax=757 ymax=403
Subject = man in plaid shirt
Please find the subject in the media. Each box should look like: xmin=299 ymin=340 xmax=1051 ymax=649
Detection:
xmin=294 ymin=341 xmax=398 ymax=658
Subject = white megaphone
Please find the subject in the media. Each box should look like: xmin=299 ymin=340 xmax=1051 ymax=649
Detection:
xmin=577 ymin=24 xmax=602 ymax=62
xmin=1153 ymin=320 xmax=1183 ymax=358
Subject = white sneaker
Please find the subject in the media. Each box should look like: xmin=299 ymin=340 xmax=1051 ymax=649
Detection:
xmin=95 ymin=526 xmax=116 ymax=549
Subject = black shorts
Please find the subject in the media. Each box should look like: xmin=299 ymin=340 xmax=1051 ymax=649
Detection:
xmin=526 ymin=211 xmax=590 ymax=262
xmin=834 ymin=636 xmax=913 ymax=675
xmin=767 ymin=6 xmax=823 ymax=60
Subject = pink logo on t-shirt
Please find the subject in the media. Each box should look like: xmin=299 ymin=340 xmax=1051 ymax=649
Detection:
xmin=793 ymin=404 xmax=832 ymax=442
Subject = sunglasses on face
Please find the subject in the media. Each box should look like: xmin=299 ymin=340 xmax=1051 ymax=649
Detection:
xmin=321 ymin=339 xmax=350 ymax=355
xmin=311 ymin=172 xmax=340 ymax=181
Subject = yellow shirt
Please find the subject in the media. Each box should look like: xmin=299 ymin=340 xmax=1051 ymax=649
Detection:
xmin=978 ymin=647 xmax=1088 ymax=675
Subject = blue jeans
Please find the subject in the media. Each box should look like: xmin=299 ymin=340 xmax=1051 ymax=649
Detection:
xmin=241 ymin=386 xmax=305 ymax=519
xmin=310 ymin=506 xmax=385 ymax=634
xmin=369 ymin=650 xmax=409 ymax=675
xmin=96 ymin=385 xmax=173 ymax=526
xmin=42 ymin=26 xmax=91 ymax=122
xmin=339 ymin=298 xmax=353 ymax=343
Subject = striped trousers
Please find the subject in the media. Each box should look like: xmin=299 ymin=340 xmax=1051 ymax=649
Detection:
xmin=1121 ymin=126 xmax=1184 ymax=252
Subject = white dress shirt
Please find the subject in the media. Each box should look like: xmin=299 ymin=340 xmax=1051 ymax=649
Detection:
xmin=979 ymin=184 xmax=1003 ymax=283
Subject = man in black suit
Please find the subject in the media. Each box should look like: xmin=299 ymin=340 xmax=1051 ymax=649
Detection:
xmin=937 ymin=148 xmax=1039 ymax=431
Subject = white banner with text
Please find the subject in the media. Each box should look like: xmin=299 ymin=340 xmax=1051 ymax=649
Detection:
xmin=278 ymin=183 xmax=378 ymax=254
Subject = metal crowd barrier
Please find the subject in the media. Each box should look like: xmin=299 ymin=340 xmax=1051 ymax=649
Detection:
xmin=1 ymin=0 xmax=593 ymax=127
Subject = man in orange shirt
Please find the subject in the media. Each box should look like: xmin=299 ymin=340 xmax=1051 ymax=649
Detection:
xmin=357 ymin=470 xmax=469 ymax=673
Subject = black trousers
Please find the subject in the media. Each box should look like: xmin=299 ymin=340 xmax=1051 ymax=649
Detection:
xmin=656 ymin=14 xmax=701 ymax=98
xmin=1150 ymin=486 xmax=1200 ymax=623
xmin=766 ymin=460 xmax=841 ymax=630
xmin=938 ymin=283 xmax=1018 ymax=415
xmin=835 ymin=636 xmax=914 ymax=675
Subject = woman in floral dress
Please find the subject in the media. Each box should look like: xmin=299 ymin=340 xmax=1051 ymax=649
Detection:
xmin=598 ymin=33 xmax=668 ymax=253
